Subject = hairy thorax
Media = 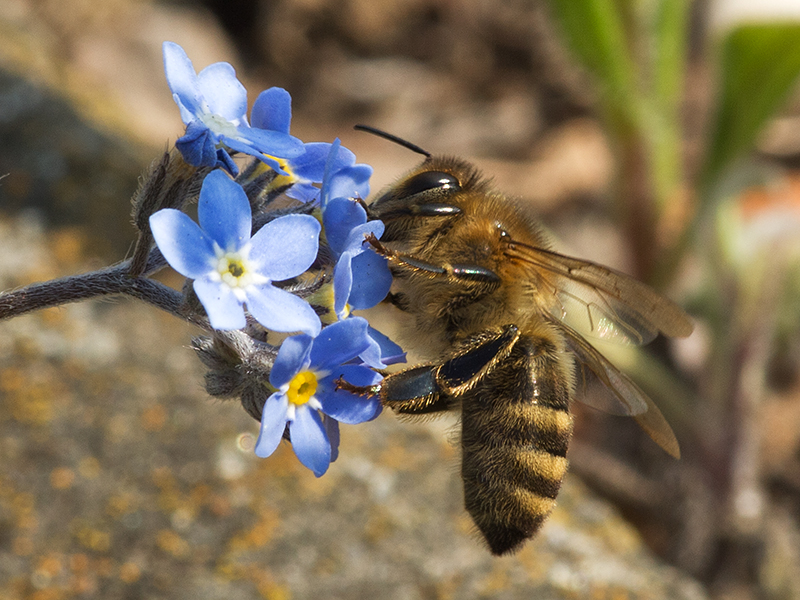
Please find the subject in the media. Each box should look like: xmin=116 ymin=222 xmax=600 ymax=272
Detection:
xmin=391 ymin=194 xmax=550 ymax=356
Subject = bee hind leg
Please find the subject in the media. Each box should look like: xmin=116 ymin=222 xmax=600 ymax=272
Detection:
xmin=379 ymin=365 xmax=456 ymax=415
xmin=379 ymin=325 xmax=521 ymax=415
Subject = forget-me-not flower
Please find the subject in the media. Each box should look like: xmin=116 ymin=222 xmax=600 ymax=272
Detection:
xmin=323 ymin=197 xmax=392 ymax=319
xmin=319 ymin=139 xmax=373 ymax=210
xmin=163 ymin=42 xmax=304 ymax=175
xmin=255 ymin=317 xmax=383 ymax=476
xmin=248 ymin=88 xmax=361 ymax=203
xmin=319 ymin=142 xmax=392 ymax=320
xmin=149 ymin=169 xmax=322 ymax=335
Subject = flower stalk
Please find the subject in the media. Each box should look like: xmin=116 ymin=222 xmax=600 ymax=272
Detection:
xmin=0 ymin=42 xmax=402 ymax=477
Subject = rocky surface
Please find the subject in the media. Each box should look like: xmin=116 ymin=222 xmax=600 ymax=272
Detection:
xmin=0 ymin=213 xmax=709 ymax=599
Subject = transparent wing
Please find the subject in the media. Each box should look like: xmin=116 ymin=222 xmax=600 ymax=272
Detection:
xmin=506 ymin=242 xmax=693 ymax=346
xmin=548 ymin=315 xmax=681 ymax=459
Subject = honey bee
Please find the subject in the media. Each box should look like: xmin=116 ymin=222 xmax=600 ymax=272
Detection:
xmin=350 ymin=126 xmax=693 ymax=555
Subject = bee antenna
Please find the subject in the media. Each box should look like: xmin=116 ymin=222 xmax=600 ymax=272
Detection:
xmin=354 ymin=124 xmax=432 ymax=158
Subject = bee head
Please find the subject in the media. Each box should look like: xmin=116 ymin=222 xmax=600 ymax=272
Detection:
xmin=353 ymin=125 xmax=490 ymax=244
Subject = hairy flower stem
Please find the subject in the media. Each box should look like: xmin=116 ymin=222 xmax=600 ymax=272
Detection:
xmin=0 ymin=254 xmax=206 ymax=329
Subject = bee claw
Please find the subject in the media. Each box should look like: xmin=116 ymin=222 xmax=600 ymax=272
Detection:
xmin=364 ymin=232 xmax=390 ymax=257
xmin=334 ymin=376 xmax=380 ymax=397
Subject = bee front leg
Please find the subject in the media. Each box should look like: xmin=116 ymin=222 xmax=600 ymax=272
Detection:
xmin=364 ymin=233 xmax=501 ymax=293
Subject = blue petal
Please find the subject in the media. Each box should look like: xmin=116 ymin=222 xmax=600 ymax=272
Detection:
xmin=342 ymin=220 xmax=384 ymax=255
xmin=309 ymin=317 xmax=370 ymax=372
xmin=332 ymin=254 xmax=354 ymax=318
xmin=171 ymin=96 xmax=200 ymax=133
xmin=193 ymin=276 xmax=247 ymax=330
xmin=349 ymin=251 xmax=392 ymax=310
xmin=287 ymin=143 xmax=334 ymax=181
xmin=176 ymin=121 xmax=219 ymax=168
xmin=318 ymin=365 xmax=383 ymax=424
xmin=251 ymin=87 xmax=292 ymax=133
xmin=196 ymin=61 xmax=247 ymax=122
xmin=245 ymin=285 xmax=322 ymax=336
xmin=357 ymin=327 xmax=407 ymax=369
xmin=270 ymin=333 xmax=313 ymax=389
xmin=327 ymin=143 xmax=356 ymax=171
xmin=357 ymin=334 xmax=386 ymax=369
xmin=323 ymin=415 xmax=340 ymax=463
xmin=367 ymin=326 xmax=406 ymax=366
xmin=238 ymin=126 xmax=304 ymax=159
xmin=289 ymin=407 xmax=331 ymax=477
xmin=149 ymin=208 xmax=216 ymax=278
xmin=282 ymin=143 xmax=340 ymax=202
xmin=218 ymin=135 xmax=280 ymax=174
xmin=163 ymin=42 xmax=202 ymax=122
xmin=197 ymin=170 xmax=251 ymax=252
xmin=323 ymin=197 xmax=367 ymax=256
xmin=255 ymin=393 xmax=289 ymax=458
xmin=285 ymin=182 xmax=321 ymax=203
xmin=328 ymin=164 xmax=373 ymax=200
xmin=215 ymin=148 xmax=239 ymax=176
xmin=249 ymin=215 xmax=320 ymax=281
xmin=319 ymin=139 xmax=342 ymax=209
xmin=255 ymin=155 xmax=285 ymax=174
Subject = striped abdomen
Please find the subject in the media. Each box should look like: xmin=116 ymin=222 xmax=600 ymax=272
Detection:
xmin=460 ymin=334 xmax=574 ymax=555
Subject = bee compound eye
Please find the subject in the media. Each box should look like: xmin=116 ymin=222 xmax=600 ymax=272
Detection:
xmin=402 ymin=171 xmax=461 ymax=197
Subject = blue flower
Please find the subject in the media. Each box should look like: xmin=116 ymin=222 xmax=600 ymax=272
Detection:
xmin=323 ymin=197 xmax=392 ymax=318
xmin=319 ymin=142 xmax=391 ymax=320
xmin=319 ymin=139 xmax=373 ymax=210
xmin=360 ymin=326 xmax=406 ymax=368
xmin=255 ymin=317 xmax=383 ymax=476
xmin=248 ymin=88 xmax=358 ymax=203
xmin=149 ymin=169 xmax=322 ymax=335
xmin=163 ymin=42 xmax=304 ymax=175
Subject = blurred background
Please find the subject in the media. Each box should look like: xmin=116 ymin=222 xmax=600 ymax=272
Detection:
xmin=2 ymin=0 xmax=800 ymax=598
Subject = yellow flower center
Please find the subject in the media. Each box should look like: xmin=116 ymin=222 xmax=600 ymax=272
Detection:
xmin=286 ymin=371 xmax=318 ymax=406
xmin=217 ymin=253 xmax=252 ymax=288
xmin=227 ymin=260 xmax=244 ymax=278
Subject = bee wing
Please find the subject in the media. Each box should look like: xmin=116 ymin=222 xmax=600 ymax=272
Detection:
xmin=507 ymin=243 xmax=693 ymax=346
xmin=549 ymin=316 xmax=681 ymax=459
